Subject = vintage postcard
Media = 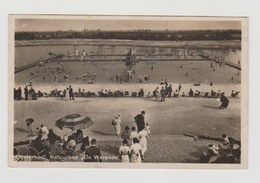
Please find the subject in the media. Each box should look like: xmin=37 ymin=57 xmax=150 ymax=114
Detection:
xmin=9 ymin=15 xmax=248 ymax=169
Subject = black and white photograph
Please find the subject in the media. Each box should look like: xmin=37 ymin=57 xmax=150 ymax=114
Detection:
xmin=9 ymin=15 xmax=248 ymax=168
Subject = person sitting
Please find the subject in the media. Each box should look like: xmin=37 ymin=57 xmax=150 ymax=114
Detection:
xmin=81 ymin=136 xmax=90 ymax=151
xmin=194 ymin=81 xmax=201 ymax=86
xmin=139 ymin=77 xmax=143 ymax=83
xmin=207 ymin=144 xmax=220 ymax=163
xmin=144 ymin=76 xmax=149 ymax=83
xmin=84 ymin=139 xmax=102 ymax=162
xmin=203 ymin=92 xmax=209 ymax=98
xmin=221 ymin=134 xmax=240 ymax=152
xmin=160 ymin=79 xmax=164 ymax=85
xmin=194 ymin=90 xmax=201 ymax=97
xmin=173 ymin=90 xmax=179 ymax=97
xmin=231 ymin=90 xmax=236 ymax=97
xmin=210 ymin=82 xmax=213 ymax=86
xmin=181 ymin=92 xmax=185 ymax=97
xmin=147 ymin=92 xmax=151 ymax=98
xmin=83 ymin=74 xmax=87 ymax=81
xmin=216 ymin=90 xmax=221 ymax=97
xmin=108 ymin=90 xmax=113 ymax=97
xmin=231 ymin=90 xmax=239 ymax=99
xmin=32 ymin=135 xmax=46 ymax=156
xmin=188 ymin=89 xmax=194 ymax=97
xmin=73 ymin=129 xmax=84 ymax=144
xmin=67 ymin=138 xmax=77 ymax=149
xmin=66 ymin=138 xmax=77 ymax=155
xmin=210 ymin=90 xmax=217 ymax=98
xmin=138 ymin=89 xmax=144 ymax=97
xmin=37 ymin=90 xmax=43 ymax=97
xmin=40 ymin=124 xmax=49 ymax=140
xmin=47 ymin=129 xmax=58 ymax=145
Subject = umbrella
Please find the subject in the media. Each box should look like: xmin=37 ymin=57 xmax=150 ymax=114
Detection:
xmin=55 ymin=114 xmax=93 ymax=131
xmin=26 ymin=118 xmax=34 ymax=126
xmin=26 ymin=118 xmax=34 ymax=123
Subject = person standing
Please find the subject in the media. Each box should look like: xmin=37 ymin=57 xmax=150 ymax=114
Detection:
xmin=145 ymin=123 xmax=151 ymax=135
xmin=116 ymin=73 xmax=119 ymax=83
xmin=17 ymin=87 xmax=22 ymax=100
xmin=160 ymin=86 xmax=166 ymax=102
xmin=69 ymin=85 xmax=75 ymax=100
xmin=24 ymin=86 xmax=29 ymax=101
xmin=84 ymin=139 xmax=102 ymax=162
xmin=121 ymin=126 xmax=131 ymax=146
xmin=130 ymin=138 xmax=142 ymax=163
xmin=112 ymin=115 xmax=122 ymax=136
xmin=138 ymin=129 xmax=148 ymax=160
xmin=66 ymin=87 xmax=70 ymax=100
xmin=40 ymin=124 xmax=49 ymax=140
xmin=130 ymin=126 xmax=138 ymax=144
xmin=153 ymin=87 xmax=159 ymax=100
xmin=26 ymin=119 xmax=33 ymax=136
xmin=219 ymin=93 xmax=229 ymax=109
xmin=178 ymin=83 xmax=182 ymax=92
xmin=14 ymin=88 xmax=17 ymax=100
xmin=119 ymin=76 xmax=122 ymax=84
xmin=134 ymin=111 xmax=146 ymax=132
xmin=118 ymin=139 xmax=131 ymax=163
xmin=168 ymin=85 xmax=172 ymax=98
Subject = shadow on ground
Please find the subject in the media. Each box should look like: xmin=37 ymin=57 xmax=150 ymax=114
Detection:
xmin=91 ymin=130 xmax=111 ymax=136
xmin=15 ymin=128 xmax=28 ymax=133
xmin=202 ymin=105 xmax=220 ymax=109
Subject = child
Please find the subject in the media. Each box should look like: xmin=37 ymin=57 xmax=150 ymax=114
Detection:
xmin=130 ymin=126 xmax=138 ymax=144
xmin=145 ymin=123 xmax=150 ymax=135
xmin=121 ymin=126 xmax=131 ymax=146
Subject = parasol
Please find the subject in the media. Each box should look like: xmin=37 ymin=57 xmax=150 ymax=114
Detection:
xmin=55 ymin=114 xmax=93 ymax=131
xmin=26 ymin=118 xmax=34 ymax=126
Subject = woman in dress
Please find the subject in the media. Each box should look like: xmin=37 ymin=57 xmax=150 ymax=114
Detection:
xmin=112 ymin=115 xmax=122 ymax=136
xmin=66 ymin=87 xmax=70 ymax=100
xmin=138 ymin=129 xmax=148 ymax=160
xmin=118 ymin=139 xmax=131 ymax=163
xmin=130 ymin=138 xmax=142 ymax=163
xmin=130 ymin=126 xmax=138 ymax=144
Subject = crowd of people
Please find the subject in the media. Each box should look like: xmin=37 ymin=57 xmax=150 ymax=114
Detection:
xmin=14 ymin=48 xmax=241 ymax=163
xmin=14 ymin=86 xmax=37 ymax=101
xmin=14 ymin=83 xmax=238 ymax=110
xmin=15 ymin=110 xmax=151 ymax=163
xmin=17 ymin=121 xmax=94 ymax=161
xmin=110 ymin=110 xmax=151 ymax=163
xmin=200 ymin=134 xmax=241 ymax=163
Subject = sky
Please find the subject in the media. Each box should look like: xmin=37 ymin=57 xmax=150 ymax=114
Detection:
xmin=15 ymin=17 xmax=241 ymax=32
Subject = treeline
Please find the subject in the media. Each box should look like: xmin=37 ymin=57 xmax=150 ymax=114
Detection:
xmin=15 ymin=29 xmax=241 ymax=41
